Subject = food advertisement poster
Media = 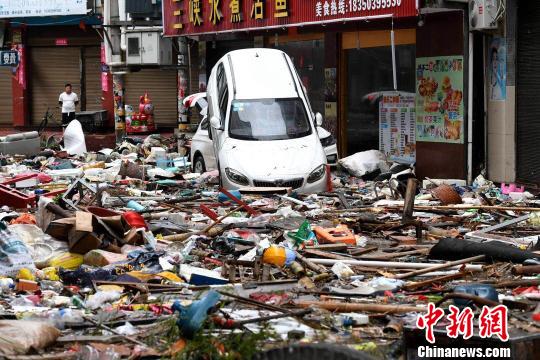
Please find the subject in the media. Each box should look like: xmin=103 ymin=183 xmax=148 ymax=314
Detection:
xmin=416 ymin=56 xmax=464 ymax=144
xmin=379 ymin=92 xmax=416 ymax=164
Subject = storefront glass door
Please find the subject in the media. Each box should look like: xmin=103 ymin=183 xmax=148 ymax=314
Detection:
xmin=271 ymin=36 xmax=325 ymax=116
xmin=341 ymin=30 xmax=416 ymax=156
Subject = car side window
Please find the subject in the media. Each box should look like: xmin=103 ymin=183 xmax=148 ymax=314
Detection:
xmin=200 ymin=118 xmax=209 ymax=131
xmin=216 ymin=63 xmax=229 ymax=122
xmin=219 ymin=86 xmax=229 ymax=121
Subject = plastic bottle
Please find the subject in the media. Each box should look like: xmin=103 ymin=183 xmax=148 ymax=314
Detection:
xmin=78 ymin=345 xmax=100 ymax=360
xmin=126 ymin=200 xmax=146 ymax=212
xmin=181 ymin=238 xmax=197 ymax=258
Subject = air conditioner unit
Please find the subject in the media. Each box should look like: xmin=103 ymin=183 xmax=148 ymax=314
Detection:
xmin=469 ymin=0 xmax=499 ymax=31
xmin=126 ymin=31 xmax=173 ymax=66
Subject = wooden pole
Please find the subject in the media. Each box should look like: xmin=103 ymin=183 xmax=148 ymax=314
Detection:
xmin=402 ymin=178 xmax=417 ymax=223
xmin=162 ymin=205 xmax=243 ymax=242
xmin=294 ymin=300 xmax=426 ymax=314
xmin=295 ymin=251 xmax=328 ymax=274
xmin=394 ymin=255 xmax=485 ymax=280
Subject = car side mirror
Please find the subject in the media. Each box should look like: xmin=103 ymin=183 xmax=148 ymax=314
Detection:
xmin=315 ymin=112 xmax=323 ymax=127
xmin=210 ymin=116 xmax=221 ymax=129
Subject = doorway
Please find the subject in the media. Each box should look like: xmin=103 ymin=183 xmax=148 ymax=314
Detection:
xmin=340 ymin=30 xmax=416 ymax=156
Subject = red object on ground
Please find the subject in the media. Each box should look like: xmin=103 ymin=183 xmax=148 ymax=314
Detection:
xmin=122 ymin=211 xmax=148 ymax=230
xmin=313 ymin=225 xmax=356 ymax=246
xmin=200 ymin=204 xmax=219 ymax=221
xmin=10 ymin=213 xmax=36 ymax=225
xmin=218 ymin=187 xmax=259 ymax=217
xmin=326 ymin=165 xmax=333 ymax=192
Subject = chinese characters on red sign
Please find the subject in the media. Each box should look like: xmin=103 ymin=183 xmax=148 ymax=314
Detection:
xmin=416 ymin=304 xmax=509 ymax=344
xmin=163 ymin=0 xmax=417 ymax=36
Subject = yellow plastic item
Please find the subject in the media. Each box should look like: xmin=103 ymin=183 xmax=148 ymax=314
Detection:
xmin=262 ymin=246 xmax=287 ymax=267
xmin=83 ymin=161 xmax=106 ymax=171
xmin=126 ymin=271 xmax=184 ymax=283
xmin=16 ymin=268 xmax=35 ymax=281
xmin=157 ymin=271 xmax=183 ymax=283
xmin=48 ymin=253 xmax=84 ymax=270
xmin=42 ymin=267 xmax=60 ymax=281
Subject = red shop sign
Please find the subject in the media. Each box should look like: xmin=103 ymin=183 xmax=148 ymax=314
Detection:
xmin=163 ymin=0 xmax=418 ymax=37
xmin=55 ymin=38 xmax=69 ymax=46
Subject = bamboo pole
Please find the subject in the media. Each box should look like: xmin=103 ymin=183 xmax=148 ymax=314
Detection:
xmin=294 ymin=300 xmax=426 ymax=314
xmin=394 ymin=255 xmax=485 ymax=280
xmin=162 ymin=205 xmax=243 ymax=242
xmin=309 ymin=258 xmax=484 ymax=272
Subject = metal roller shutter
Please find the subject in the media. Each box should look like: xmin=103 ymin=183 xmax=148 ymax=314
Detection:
xmin=124 ymin=69 xmax=178 ymax=127
xmin=83 ymin=47 xmax=103 ymax=111
xmin=517 ymin=2 xmax=540 ymax=183
xmin=30 ymin=47 xmax=81 ymax=126
xmin=0 ymin=68 xmax=13 ymax=125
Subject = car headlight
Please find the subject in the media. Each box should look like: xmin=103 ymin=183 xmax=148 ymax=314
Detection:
xmin=225 ymin=167 xmax=249 ymax=186
xmin=320 ymin=134 xmax=336 ymax=147
xmin=307 ymin=164 xmax=326 ymax=183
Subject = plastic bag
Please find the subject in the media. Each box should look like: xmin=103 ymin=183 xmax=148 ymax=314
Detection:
xmin=86 ymin=290 xmax=122 ymax=310
xmin=331 ymin=262 xmax=354 ymax=279
xmin=9 ymin=224 xmax=69 ymax=269
xmin=63 ymin=119 xmax=87 ymax=155
xmin=0 ymin=222 xmax=35 ymax=277
xmin=338 ymin=150 xmax=389 ymax=177
xmin=0 ymin=320 xmax=61 ymax=355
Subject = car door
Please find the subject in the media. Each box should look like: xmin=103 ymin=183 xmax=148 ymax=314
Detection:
xmin=209 ymin=62 xmax=230 ymax=168
xmin=198 ymin=118 xmax=217 ymax=169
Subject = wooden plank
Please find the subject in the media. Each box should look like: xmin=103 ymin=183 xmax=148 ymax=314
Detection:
xmin=304 ymin=249 xmax=351 ymax=260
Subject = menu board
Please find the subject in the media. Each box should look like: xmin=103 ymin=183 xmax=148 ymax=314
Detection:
xmin=379 ymin=92 xmax=416 ymax=164
xmin=415 ymin=56 xmax=464 ymax=143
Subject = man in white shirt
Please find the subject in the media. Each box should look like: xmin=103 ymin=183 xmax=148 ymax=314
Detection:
xmin=58 ymin=83 xmax=79 ymax=126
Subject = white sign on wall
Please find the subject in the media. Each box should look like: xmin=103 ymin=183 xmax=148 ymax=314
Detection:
xmin=0 ymin=0 xmax=87 ymax=18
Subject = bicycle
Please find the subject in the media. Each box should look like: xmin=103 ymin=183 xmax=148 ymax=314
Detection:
xmin=38 ymin=107 xmax=64 ymax=150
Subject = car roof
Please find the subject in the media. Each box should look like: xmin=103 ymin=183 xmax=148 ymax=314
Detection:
xmin=222 ymin=48 xmax=299 ymax=100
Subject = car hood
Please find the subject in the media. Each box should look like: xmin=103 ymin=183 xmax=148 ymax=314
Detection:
xmin=221 ymin=135 xmax=326 ymax=179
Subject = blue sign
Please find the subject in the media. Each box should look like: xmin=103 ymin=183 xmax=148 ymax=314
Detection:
xmin=0 ymin=51 xmax=18 ymax=66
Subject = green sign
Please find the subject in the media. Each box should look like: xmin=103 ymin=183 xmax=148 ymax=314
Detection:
xmin=415 ymin=56 xmax=464 ymax=144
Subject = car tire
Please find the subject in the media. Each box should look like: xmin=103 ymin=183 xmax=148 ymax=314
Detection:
xmin=255 ymin=343 xmax=374 ymax=360
xmin=193 ymin=154 xmax=206 ymax=174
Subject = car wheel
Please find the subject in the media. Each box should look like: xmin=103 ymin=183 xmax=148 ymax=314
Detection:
xmin=193 ymin=154 xmax=206 ymax=174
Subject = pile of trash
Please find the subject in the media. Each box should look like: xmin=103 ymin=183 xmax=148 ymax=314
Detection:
xmin=0 ymin=143 xmax=538 ymax=359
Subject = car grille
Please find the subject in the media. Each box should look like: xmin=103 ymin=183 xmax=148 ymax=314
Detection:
xmin=253 ymin=178 xmax=304 ymax=189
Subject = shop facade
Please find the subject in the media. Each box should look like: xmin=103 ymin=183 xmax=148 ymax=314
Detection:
xmin=0 ymin=0 xmax=113 ymax=129
xmin=164 ymin=1 xmax=471 ymax=180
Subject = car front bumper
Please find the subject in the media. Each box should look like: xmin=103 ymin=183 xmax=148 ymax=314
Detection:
xmin=220 ymin=171 xmax=328 ymax=194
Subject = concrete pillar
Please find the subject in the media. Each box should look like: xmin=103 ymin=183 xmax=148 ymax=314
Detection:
xmin=177 ymin=37 xmax=189 ymax=130
xmin=486 ymin=0 xmax=516 ymax=182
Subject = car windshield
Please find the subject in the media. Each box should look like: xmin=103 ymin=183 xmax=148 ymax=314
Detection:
xmin=228 ymin=98 xmax=312 ymax=141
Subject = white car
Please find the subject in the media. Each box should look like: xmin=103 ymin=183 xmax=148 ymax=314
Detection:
xmin=206 ymin=49 xmax=331 ymax=193
xmin=187 ymin=93 xmax=338 ymax=174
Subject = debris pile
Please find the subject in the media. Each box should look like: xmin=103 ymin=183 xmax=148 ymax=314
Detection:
xmin=0 ymin=139 xmax=538 ymax=358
